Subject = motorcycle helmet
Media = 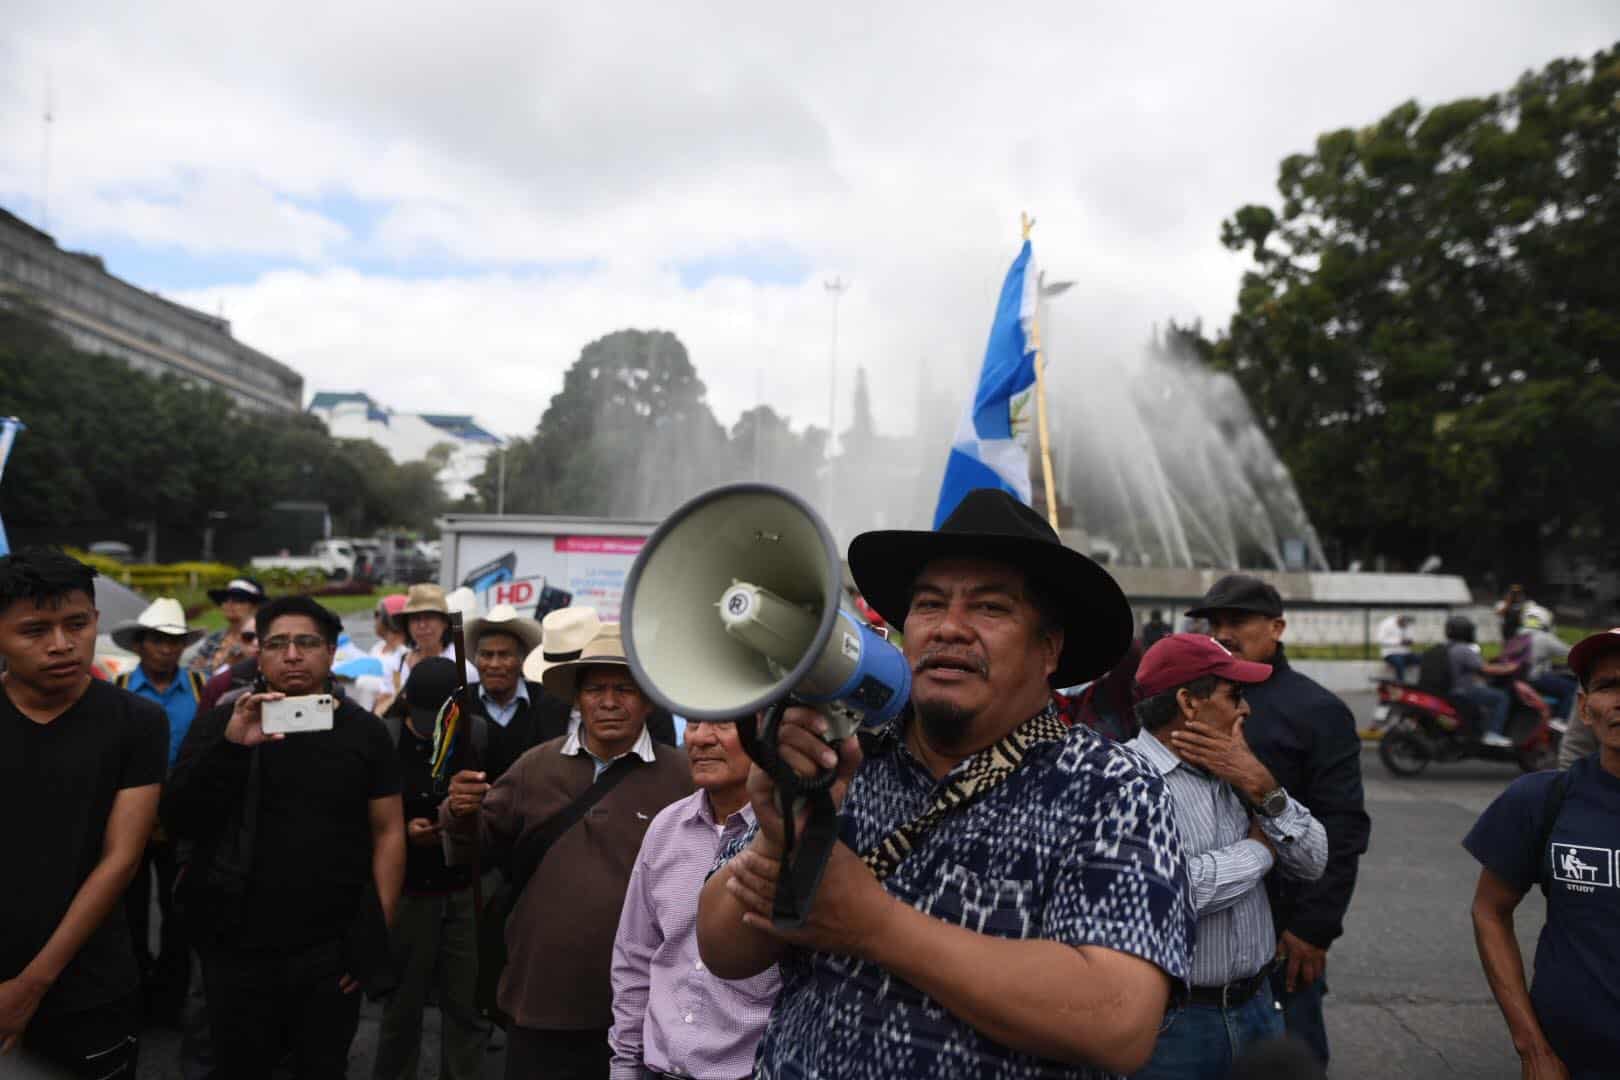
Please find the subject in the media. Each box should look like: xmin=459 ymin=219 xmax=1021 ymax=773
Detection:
xmin=1444 ymin=614 xmax=1477 ymax=643
xmin=1521 ymin=604 xmax=1553 ymax=633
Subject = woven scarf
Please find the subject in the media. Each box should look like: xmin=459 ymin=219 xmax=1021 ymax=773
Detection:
xmin=861 ymin=703 xmax=1069 ymax=882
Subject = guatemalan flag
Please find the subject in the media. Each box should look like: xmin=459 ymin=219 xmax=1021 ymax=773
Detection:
xmin=932 ymin=240 xmax=1039 ymax=527
xmin=0 ymin=417 xmax=23 ymax=556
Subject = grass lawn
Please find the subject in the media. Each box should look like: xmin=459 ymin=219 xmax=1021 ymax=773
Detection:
xmin=172 ymin=587 xmax=406 ymax=631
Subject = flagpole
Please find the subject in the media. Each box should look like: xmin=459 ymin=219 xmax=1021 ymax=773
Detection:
xmin=1021 ymin=215 xmax=1061 ymax=532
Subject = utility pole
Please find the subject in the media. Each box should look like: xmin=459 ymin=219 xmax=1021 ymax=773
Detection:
xmin=40 ymin=73 xmax=54 ymax=233
xmin=823 ymin=277 xmax=848 ymax=511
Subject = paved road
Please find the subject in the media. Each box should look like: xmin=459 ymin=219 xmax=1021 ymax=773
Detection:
xmin=128 ymin=694 xmax=1539 ymax=1078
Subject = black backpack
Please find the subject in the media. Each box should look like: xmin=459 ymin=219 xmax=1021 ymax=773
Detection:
xmin=1417 ymin=644 xmax=1455 ymax=696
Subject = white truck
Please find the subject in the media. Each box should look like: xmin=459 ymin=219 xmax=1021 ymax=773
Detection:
xmin=435 ymin=514 xmax=658 ymax=622
xmin=250 ymin=538 xmax=358 ymax=580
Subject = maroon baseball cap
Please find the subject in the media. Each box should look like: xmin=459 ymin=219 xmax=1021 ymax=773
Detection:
xmin=1568 ymin=628 xmax=1620 ymax=685
xmin=1135 ymin=633 xmax=1273 ymax=698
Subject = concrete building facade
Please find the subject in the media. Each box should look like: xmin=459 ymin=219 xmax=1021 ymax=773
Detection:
xmin=0 ymin=207 xmax=302 ymax=412
xmin=308 ymin=391 xmax=502 ymax=501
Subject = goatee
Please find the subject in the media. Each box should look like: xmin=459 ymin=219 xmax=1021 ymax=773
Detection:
xmin=915 ymin=699 xmax=976 ymax=752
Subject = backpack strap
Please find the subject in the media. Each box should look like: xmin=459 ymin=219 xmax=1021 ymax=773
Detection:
xmin=1537 ymin=769 xmax=1573 ymax=897
xmin=114 ymin=671 xmax=130 ymax=690
xmin=187 ymin=671 xmax=206 ymax=701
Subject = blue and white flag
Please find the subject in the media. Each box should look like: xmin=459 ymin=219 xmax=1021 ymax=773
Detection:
xmin=933 ymin=241 xmax=1039 ymax=527
xmin=0 ymin=417 xmax=23 ymax=557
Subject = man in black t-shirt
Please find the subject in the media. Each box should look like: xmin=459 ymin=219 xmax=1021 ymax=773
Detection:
xmin=163 ymin=595 xmax=406 ymax=1080
xmin=0 ymin=548 xmax=166 ymax=1077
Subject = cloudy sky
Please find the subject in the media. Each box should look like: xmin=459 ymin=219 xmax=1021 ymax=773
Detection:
xmin=2 ymin=2 xmax=1615 ymax=440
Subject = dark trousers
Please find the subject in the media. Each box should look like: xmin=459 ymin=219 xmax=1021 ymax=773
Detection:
xmin=125 ymin=838 xmax=190 ymax=1022
xmin=200 ymin=938 xmax=362 ymax=1080
xmin=505 ymin=1027 xmax=610 ymax=1080
xmin=374 ymin=889 xmax=484 ymax=1080
xmin=1133 ymin=982 xmax=1283 ymax=1080
xmin=23 ymin=995 xmax=140 ymax=1078
xmin=1268 ymin=968 xmax=1330 ymax=1066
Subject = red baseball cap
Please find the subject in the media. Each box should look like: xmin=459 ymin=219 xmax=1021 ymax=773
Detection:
xmin=1135 ymin=633 xmax=1273 ymax=698
xmin=1568 ymin=628 xmax=1620 ymax=685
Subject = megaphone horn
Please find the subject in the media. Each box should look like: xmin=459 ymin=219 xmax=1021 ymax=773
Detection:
xmin=621 ymin=484 xmax=911 ymax=927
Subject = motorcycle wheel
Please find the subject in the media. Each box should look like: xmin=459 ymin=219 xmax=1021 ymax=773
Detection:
xmin=1379 ymin=725 xmax=1431 ymax=777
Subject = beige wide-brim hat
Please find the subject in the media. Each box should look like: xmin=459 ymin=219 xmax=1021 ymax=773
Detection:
xmin=522 ymin=605 xmax=603 ymax=682
xmin=111 ymin=597 xmax=207 ymax=652
xmin=541 ymin=625 xmax=636 ymax=703
xmin=467 ymin=603 xmax=543 ymax=656
xmin=392 ymin=583 xmax=450 ymax=630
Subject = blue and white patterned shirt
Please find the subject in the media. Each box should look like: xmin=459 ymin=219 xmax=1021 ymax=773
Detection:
xmin=721 ymin=707 xmax=1194 ymax=1079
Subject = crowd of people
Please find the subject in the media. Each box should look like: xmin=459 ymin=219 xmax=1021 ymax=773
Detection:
xmin=1 ymin=488 xmax=1615 ymax=1079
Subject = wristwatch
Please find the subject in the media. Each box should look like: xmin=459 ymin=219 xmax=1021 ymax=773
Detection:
xmin=1255 ymin=787 xmax=1289 ymax=818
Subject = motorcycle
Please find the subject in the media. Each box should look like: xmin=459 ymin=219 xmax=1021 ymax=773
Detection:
xmin=1375 ymin=678 xmax=1563 ymax=776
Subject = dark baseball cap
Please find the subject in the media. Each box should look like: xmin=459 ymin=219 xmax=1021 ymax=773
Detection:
xmin=1185 ymin=574 xmax=1285 ymax=620
xmin=403 ymin=657 xmax=460 ymax=723
xmin=1569 ymin=628 xmax=1620 ymax=686
xmin=1136 ymin=633 xmax=1273 ymax=698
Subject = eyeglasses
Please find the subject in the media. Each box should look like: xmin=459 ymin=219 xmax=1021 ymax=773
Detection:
xmin=260 ymin=634 xmax=328 ymax=653
xmin=240 ymin=631 xmax=258 ymax=643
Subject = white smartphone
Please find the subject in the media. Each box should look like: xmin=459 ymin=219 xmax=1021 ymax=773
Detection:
xmin=261 ymin=694 xmax=336 ymax=735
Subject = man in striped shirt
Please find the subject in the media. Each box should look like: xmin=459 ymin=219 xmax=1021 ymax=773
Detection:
xmin=1126 ymin=634 xmax=1328 ymax=1080
xmin=609 ymin=716 xmax=780 ymax=1079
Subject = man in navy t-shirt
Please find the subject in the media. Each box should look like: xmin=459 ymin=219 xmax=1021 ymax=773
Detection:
xmin=1463 ymin=627 xmax=1620 ymax=1079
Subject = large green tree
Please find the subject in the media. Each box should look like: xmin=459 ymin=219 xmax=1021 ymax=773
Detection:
xmin=1215 ymin=44 xmax=1620 ymax=582
xmin=0 ymin=303 xmax=448 ymax=556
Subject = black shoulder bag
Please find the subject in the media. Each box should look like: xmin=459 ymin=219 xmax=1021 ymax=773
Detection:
xmin=476 ymin=755 xmax=640 ymax=1026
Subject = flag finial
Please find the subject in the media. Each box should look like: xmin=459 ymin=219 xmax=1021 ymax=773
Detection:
xmin=1021 ymin=212 xmax=1035 ymax=240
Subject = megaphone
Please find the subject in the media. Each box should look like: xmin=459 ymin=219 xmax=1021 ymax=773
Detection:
xmin=621 ymin=483 xmax=911 ymax=926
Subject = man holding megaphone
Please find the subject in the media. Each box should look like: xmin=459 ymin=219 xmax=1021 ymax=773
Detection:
xmin=663 ymin=487 xmax=1194 ymax=1079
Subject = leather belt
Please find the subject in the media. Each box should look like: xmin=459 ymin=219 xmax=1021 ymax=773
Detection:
xmin=1186 ymin=965 xmax=1272 ymax=1009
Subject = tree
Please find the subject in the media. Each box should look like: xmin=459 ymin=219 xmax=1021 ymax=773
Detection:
xmin=1214 ymin=44 xmax=1620 ymax=582
xmin=481 ymin=329 xmax=733 ymax=517
xmin=0 ymin=302 xmax=449 ymax=557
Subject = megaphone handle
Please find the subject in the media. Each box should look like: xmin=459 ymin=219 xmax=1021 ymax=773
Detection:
xmin=737 ymin=701 xmax=843 ymax=929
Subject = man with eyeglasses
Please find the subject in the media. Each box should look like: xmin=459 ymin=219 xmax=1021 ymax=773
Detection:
xmin=609 ymin=712 xmax=781 ymax=1080
xmin=163 ymin=595 xmax=406 ymax=1080
xmin=443 ymin=626 xmax=690 ymax=1079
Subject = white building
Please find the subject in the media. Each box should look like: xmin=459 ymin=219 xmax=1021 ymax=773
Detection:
xmin=308 ymin=391 xmax=502 ymax=501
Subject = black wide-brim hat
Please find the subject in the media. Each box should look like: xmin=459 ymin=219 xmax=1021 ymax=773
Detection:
xmin=848 ymin=488 xmax=1134 ymax=687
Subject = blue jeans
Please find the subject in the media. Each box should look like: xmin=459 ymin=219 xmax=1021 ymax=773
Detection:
xmin=1132 ymin=982 xmax=1284 ymax=1080
xmin=1456 ymin=684 xmax=1510 ymax=736
xmin=1268 ymin=969 xmax=1330 ymax=1066
xmin=1384 ymin=652 xmax=1420 ymax=681
xmin=1531 ymin=673 xmax=1577 ymax=721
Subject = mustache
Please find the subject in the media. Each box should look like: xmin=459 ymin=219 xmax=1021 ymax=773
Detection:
xmin=913 ymin=648 xmax=990 ymax=678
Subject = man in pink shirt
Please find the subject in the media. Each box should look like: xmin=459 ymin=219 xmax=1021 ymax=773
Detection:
xmin=609 ymin=717 xmax=780 ymax=1079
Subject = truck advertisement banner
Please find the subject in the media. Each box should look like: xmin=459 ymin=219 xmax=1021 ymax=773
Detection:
xmin=450 ymin=531 xmax=649 ymax=622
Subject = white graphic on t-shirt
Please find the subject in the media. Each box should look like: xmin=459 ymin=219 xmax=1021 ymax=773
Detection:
xmin=1551 ymin=843 xmax=1614 ymax=888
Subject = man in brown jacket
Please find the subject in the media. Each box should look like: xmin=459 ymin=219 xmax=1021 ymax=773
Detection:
xmin=442 ymin=625 xmax=691 ymax=1080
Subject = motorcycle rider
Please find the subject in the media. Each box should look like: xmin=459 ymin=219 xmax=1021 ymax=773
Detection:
xmin=1518 ymin=606 xmax=1577 ymax=721
xmin=1442 ymin=616 xmax=1518 ymax=748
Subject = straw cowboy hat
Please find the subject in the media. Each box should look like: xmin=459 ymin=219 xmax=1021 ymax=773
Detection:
xmin=446 ymin=586 xmax=481 ymax=620
xmin=206 ymin=576 xmax=267 ymax=606
xmin=467 ymin=604 xmax=543 ymax=656
xmin=848 ymin=487 xmax=1133 ymax=687
xmin=540 ymin=624 xmax=635 ymax=703
xmin=111 ymin=597 xmax=207 ymax=652
xmin=522 ymin=606 xmax=603 ymax=683
xmin=391 ymin=584 xmax=450 ymax=629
